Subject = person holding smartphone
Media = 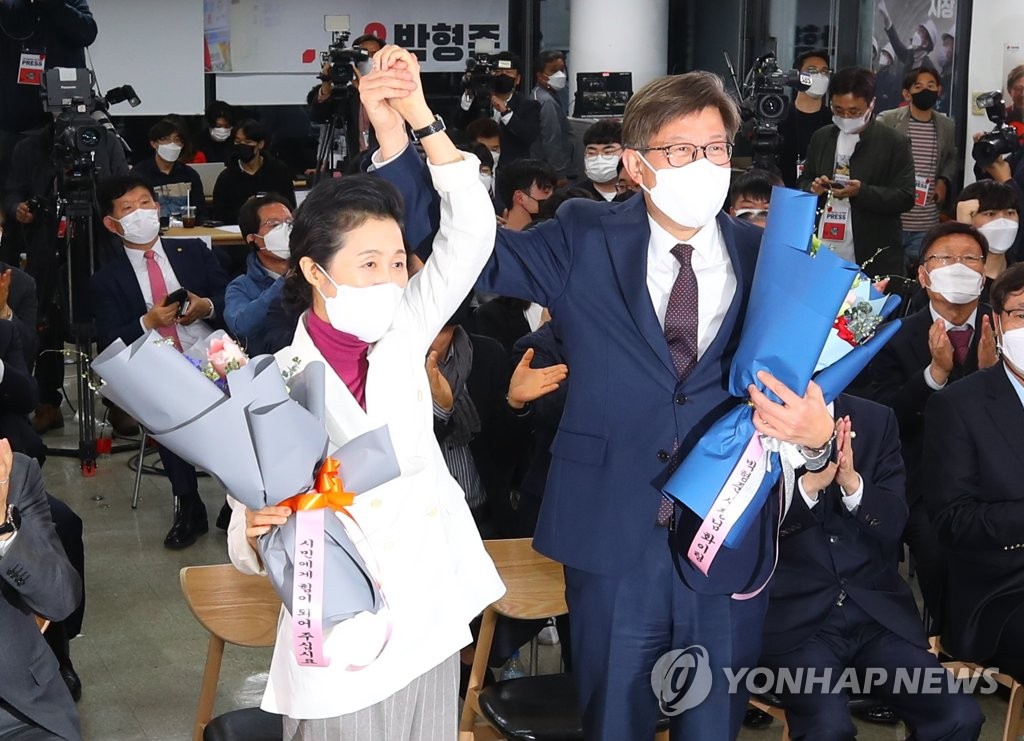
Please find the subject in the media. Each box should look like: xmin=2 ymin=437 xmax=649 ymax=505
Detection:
xmin=91 ymin=175 xmax=229 ymax=549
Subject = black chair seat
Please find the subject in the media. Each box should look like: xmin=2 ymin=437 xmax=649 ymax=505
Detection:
xmin=478 ymin=673 xmax=669 ymax=740
xmin=203 ymin=707 xmax=282 ymax=741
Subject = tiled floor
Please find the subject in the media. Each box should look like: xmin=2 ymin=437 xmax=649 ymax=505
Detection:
xmin=38 ymin=376 xmax=1015 ymax=740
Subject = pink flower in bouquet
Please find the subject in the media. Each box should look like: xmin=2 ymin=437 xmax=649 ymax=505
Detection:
xmin=207 ymin=336 xmax=248 ymax=378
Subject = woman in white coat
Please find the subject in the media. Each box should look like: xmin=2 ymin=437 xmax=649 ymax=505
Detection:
xmin=226 ymin=46 xmax=505 ymax=740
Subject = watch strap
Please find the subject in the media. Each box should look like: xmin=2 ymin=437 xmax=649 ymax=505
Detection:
xmin=410 ymin=114 xmax=446 ymax=143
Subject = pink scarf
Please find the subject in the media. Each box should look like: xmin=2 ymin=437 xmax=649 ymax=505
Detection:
xmin=305 ymin=311 xmax=370 ymax=410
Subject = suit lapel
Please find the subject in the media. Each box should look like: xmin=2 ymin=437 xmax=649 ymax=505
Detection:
xmin=287 ymin=317 xmax=370 ymax=450
xmin=984 ymin=366 xmax=1024 ymax=458
xmin=111 ymin=252 xmax=148 ymax=317
xmin=601 ymin=198 xmax=676 ymax=376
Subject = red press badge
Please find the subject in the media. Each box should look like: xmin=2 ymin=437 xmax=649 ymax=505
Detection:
xmin=18 ymin=53 xmax=45 ymax=86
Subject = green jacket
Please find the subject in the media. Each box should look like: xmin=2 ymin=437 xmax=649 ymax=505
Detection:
xmin=875 ymin=105 xmax=959 ymax=191
xmin=798 ymin=120 xmax=916 ymax=277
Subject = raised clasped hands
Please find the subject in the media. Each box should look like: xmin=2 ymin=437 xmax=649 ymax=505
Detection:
xmin=358 ymin=45 xmax=432 ymax=143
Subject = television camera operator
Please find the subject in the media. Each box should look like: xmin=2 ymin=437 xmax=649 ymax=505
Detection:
xmin=2 ymin=68 xmax=129 ymax=434
xmin=306 ymin=33 xmax=382 ymax=172
xmin=459 ymin=49 xmax=540 ymax=167
xmin=0 ymin=0 xmax=97 ymax=188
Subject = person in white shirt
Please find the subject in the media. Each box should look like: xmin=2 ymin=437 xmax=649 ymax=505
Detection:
xmin=229 ymin=46 xmax=504 ymax=740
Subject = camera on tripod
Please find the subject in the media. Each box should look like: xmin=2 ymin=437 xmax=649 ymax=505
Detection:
xmin=972 ymin=91 xmax=1022 ymax=168
xmin=319 ymin=30 xmax=373 ymax=94
xmin=728 ymin=52 xmax=811 ymax=170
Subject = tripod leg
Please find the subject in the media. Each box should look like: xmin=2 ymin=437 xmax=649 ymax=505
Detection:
xmin=76 ymin=336 xmax=96 ymax=477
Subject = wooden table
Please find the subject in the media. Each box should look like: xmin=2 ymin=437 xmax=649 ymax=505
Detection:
xmin=162 ymin=226 xmax=246 ymax=247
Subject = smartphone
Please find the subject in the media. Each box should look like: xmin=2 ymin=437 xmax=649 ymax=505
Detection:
xmin=163 ymin=288 xmax=189 ymax=318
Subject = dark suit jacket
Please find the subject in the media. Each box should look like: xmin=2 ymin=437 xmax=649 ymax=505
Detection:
xmin=0 ymin=453 xmax=82 ymax=740
xmin=797 ymin=120 xmax=916 ymax=277
xmin=474 ymin=297 xmax=531 ymax=356
xmin=762 ymin=395 xmax=924 ymax=656
xmin=377 ymin=150 xmax=773 ymax=593
xmin=0 ymin=261 xmax=38 ymax=369
xmin=88 ymin=238 xmax=229 ymax=351
xmin=0 ymin=320 xmax=43 ymax=463
xmin=924 ymin=364 xmax=1024 ymax=663
xmin=868 ymin=304 xmax=990 ymax=502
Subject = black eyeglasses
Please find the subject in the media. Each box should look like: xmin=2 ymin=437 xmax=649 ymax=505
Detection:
xmin=637 ymin=141 xmax=734 ymax=167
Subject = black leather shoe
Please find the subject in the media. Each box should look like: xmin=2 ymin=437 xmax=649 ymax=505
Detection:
xmin=60 ymin=664 xmax=82 ymax=702
xmin=164 ymin=497 xmax=198 ymax=549
xmin=743 ymin=708 xmax=774 ymax=729
xmin=853 ymin=704 xmax=899 ymax=725
xmin=215 ymin=501 xmax=231 ymax=531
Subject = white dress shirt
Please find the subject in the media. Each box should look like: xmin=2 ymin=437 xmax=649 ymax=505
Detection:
xmin=645 ymin=215 xmax=736 ymax=359
xmin=923 ymin=301 xmax=978 ymax=390
xmin=123 ymin=238 xmax=214 ymax=351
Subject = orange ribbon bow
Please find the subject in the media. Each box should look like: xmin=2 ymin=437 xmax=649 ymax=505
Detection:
xmin=275 ymin=458 xmax=355 ymax=511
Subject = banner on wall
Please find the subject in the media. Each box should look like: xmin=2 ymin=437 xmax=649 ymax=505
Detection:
xmin=870 ymin=0 xmax=958 ymax=114
xmin=204 ymin=0 xmax=509 ymax=75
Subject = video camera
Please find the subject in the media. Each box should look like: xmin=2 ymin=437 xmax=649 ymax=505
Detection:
xmin=464 ymin=40 xmax=505 ymax=97
xmin=42 ymin=68 xmax=138 ymax=169
xmin=319 ymin=30 xmax=373 ymax=93
xmin=726 ymin=52 xmax=811 ymax=170
xmin=972 ymin=91 xmax=1022 ymax=168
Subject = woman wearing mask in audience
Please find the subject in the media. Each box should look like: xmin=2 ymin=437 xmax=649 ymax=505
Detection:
xmin=130 ymin=117 xmax=206 ymax=221
xmin=211 ymin=119 xmax=296 ymax=223
xmin=778 ymin=48 xmax=833 ymax=188
xmin=226 ymin=46 xmax=504 ymax=740
xmin=196 ymin=100 xmax=235 ymax=163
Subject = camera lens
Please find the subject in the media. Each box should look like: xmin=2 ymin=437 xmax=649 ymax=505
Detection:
xmin=78 ymin=126 xmax=101 ymax=150
xmin=757 ymin=94 xmax=785 ymax=121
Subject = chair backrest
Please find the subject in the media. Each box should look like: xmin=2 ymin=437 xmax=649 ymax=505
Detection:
xmin=180 ymin=564 xmax=280 ymax=648
xmin=483 ymin=538 xmax=566 ymax=621
xmin=181 ymin=564 xmax=281 ymax=741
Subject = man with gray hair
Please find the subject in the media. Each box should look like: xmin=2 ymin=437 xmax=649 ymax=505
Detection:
xmin=374 ymin=67 xmax=838 ymax=739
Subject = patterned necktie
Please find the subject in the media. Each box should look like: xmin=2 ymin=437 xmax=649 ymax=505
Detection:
xmin=144 ymin=250 xmax=181 ymax=350
xmin=948 ymin=326 xmax=972 ymax=365
xmin=664 ymin=243 xmax=699 ymax=380
xmin=656 ymin=244 xmax=700 ymax=527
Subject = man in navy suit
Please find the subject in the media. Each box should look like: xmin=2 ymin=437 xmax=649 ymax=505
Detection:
xmin=760 ymin=394 xmax=983 ymax=739
xmin=925 ymin=263 xmax=1024 ymax=681
xmin=91 ymin=176 xmax=228 ymax=549
xmin=366 ymin=60 xmax=837 ymax=740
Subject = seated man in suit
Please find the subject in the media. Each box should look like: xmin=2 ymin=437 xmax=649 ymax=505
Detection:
xmin=760 ymin=395 xmax=984 ymax=740
xmin=225 ymin=193 xmax=292 ymax=353
xmin=0 ymin=440 xmax=83 ymax=741
xmin=925 ymin=263 xmax=1024 ymax=680
xmin=91 ymin=176 xmax=229 ymax=549
xmin=868 ymin=221 xmax=997 ymax=623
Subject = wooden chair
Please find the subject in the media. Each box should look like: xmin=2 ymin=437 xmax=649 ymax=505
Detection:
xmin=459 ymin=538 xmax=668 ymax=741
xmin=180 ymin=564 xmax=282 ymax=741
xmin=930 ymin=636 xmax=1024 ymax=741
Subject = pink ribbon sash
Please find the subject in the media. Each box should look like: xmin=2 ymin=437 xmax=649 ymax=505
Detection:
xmin=687 ymin=433 xmax=768 ymax=575
xmin=291 ymin=508 xmax=330 ymax=668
